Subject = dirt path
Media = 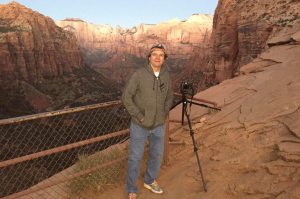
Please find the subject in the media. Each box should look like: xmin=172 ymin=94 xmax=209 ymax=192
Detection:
xmin=90 ymin=124 xmax=224 ymax=199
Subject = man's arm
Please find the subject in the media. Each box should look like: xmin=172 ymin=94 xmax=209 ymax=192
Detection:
xmin=122 ymin=72 xmax=144 ymax=122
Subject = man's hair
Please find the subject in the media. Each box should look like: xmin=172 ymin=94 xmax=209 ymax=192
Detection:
xmin=147 ymin=43 xmax=168 ymax=59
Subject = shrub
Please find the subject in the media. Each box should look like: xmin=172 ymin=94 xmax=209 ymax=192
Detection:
xmin=68 ymin=147 xmax=127 ymax=196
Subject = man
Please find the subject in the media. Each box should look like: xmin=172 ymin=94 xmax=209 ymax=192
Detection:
xmin=122 ymin=44 xmax=174 ymax=199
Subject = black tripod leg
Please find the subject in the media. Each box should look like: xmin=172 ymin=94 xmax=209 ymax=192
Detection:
xmin=181 ymin=101 xmax=185 ymax=125
xmin=191 ymin=131 xmax=207 ymax=192
xmin=184 ymin=105 xmax=208 ymax=192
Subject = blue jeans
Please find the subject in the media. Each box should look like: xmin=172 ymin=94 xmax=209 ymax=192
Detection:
xmin=126 ymin=121 xmax=165 ymax=193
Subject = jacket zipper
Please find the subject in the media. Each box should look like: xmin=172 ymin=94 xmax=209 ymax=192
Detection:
xmin=155 ymin=76 xmax=158 ymax=125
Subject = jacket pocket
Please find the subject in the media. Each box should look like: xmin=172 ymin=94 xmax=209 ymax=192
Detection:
xmin=142 ymin=110 xmax=155 ymax=128
xmin=156 ymin=108 xmax=166 ymax=124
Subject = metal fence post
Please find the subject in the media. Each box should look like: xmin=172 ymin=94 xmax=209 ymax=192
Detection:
xmin=163 ymin=114 xmax=170 ymax=166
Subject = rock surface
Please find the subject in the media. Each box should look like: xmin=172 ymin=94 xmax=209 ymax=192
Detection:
xmin=0 ymin=2 xmax=117 ymax=118
xmin=56 ymin=14 xmax=212 ymax=56
xmin=0 ymin=2 xmax=83 ymax=85
xmin=209 ymin=0 xmax=300 ymax=83
xmin=56 ymin=15 xmax=213 ymax=85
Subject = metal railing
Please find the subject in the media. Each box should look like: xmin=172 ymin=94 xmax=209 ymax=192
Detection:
xmin=0 ymin=93 xmax=218 ymax=198
xmin=0 ymin=100 xmax=131 ymax=198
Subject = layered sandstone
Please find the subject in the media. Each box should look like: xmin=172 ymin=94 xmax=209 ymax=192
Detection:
xmin=0 ymin=2 xmax=83 ymax=86
xmin=165 ymin=34 xmax=300 ymax=198
xmin=56 ymin=14 xmax=212 ymax=56
xmin=0 ymin=2 xmax=116 ymax=118
xmin=56 ymin=14 xmax=213 ymax=83
xmin=209 ymin=0 xmax=300 ymax=82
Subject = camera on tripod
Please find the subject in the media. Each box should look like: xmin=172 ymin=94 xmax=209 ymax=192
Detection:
xmin=180 ymin=81 xmax=194 ymax=96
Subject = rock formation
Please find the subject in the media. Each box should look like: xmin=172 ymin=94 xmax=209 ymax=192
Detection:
xmin=209 ymin=0 xmax=300 ymax=82
xmin=56 ymin=14 xmax=213 ymax=85
xmin=56 ymin=14 xmax=212 ymax=54
xmin=0 ymin=2 xmax=117 ymax=118
xmin=0 ymin=2 xmax=83 ymax=85
xmin=165 ymin=1 xmax=300 ymax=198
xmin=182 ymin=26 xmax=300 ymax=198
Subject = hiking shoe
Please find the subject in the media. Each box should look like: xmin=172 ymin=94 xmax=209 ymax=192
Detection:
xmin=128 ymin=192 xmax=137 ymax=199
xmin=144 ymin=180 xmax=163 ymax=194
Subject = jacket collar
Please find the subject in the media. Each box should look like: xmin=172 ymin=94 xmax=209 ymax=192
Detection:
xmin=145 ymin=63 xmax=166 ymax=76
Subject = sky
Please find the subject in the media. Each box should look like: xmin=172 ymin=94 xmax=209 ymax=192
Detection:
xmin=0 ymin=0 xmax=219 ymax=28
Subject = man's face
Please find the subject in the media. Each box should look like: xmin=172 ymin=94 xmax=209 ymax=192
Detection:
xmin=149 ymin=48 xmax=165 ymax=68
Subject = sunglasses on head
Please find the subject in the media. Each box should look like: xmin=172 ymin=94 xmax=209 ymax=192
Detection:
xmin=148 ymin=44 xmax=168 ymax=59
xmin=151 ymin=44 xmax=165 ymax=50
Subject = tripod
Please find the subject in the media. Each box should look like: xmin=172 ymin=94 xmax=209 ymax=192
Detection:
xmin=180 ymin=94 xmax=221 ymax=192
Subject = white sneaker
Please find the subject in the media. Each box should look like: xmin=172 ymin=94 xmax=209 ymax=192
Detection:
xmin=144 ymin=180 xmax=163 ymax=194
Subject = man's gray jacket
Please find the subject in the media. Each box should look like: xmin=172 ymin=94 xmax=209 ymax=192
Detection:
xmin=122 ymin=64 xmax=173 ymax=129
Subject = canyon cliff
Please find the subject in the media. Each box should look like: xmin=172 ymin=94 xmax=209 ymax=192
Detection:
xmin=0 ymin=2 xmax=117 ymax=118
xmin=56 ymin=15 xmax=213 ymax=86
xmin=0 ymin=2 xmax=83 ymax=85
xmin=208 ymin=0 xmax=300 ymax=82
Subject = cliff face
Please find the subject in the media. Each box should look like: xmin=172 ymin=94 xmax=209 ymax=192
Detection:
xmin=0 ymin=2 xmax=83 ymax=85
xmin=210 ymin=0 xmax=300 ymax=82
xmin=165 ymin=1 xmax=300 ymax=198
xmin=165 ymin=32 xmax=300 ymax=198
xmin=56 ymin=14 xmax=212 ymax=56
xmin=56 ymin=15 xmax=213 ymax=84
xmin=0 ymin=2 xmax=116 ymax=118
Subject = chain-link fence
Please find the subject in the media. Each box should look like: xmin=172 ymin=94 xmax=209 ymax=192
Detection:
xmin=0 ymin=100 xmax=132 ymax=199
xmin=0 ymin=91 xmax=220 ymax=199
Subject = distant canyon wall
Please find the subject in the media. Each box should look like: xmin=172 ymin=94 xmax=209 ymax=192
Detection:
xmin=56 ymin=14 xmax=213 ymax=85
xmin=0 ymin=2 xmax=83 ymax=86
xmin=0 ymin=2 xmax=116 ymax=118
xmin=209 ymin=0 xmax=300 ymax=82
xmin=56 ymin=14 xmax=212 ymax=57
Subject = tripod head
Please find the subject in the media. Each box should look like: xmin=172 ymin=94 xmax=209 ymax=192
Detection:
xmin=179 ymin=81 xmax=195 ymax=113
xmin=177 ymin=81 xmax=221 ymax=119
xmin=179 ymin=80 xmax=221 ymax=109
xmin=180 ymin=81 xmax=194 ymax=98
